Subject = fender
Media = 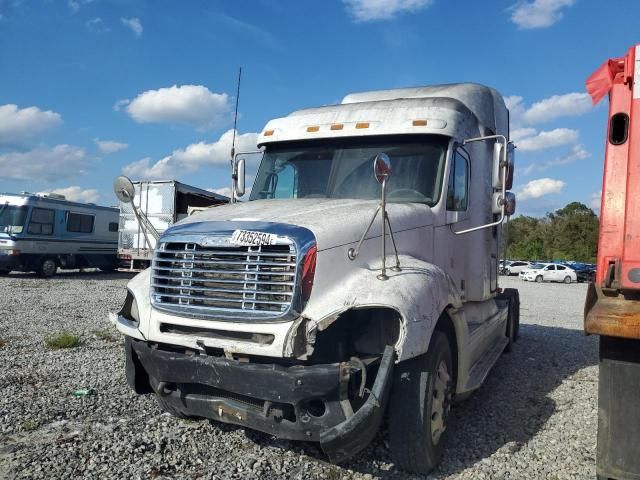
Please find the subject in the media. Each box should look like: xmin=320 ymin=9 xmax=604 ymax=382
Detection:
xmin=302 ymin=251 xmax=464 ymax=362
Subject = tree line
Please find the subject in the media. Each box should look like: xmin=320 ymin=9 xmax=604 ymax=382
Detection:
xmin=502 ymin=201 xmax=599 ymax=264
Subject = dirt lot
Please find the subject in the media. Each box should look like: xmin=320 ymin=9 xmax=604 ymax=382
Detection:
xmin=0 ymin=272 xmax=598 ymax=479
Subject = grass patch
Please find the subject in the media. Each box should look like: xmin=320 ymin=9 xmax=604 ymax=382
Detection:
xmin=22 ymin=419 xmax=38 ymax=431
xmin=93 ymin=329 xmax=115 ymax=342
xmin=45 ymin=332 xmax=81 ymax=350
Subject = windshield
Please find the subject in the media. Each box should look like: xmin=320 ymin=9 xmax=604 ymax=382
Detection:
xmin=530 ymin=263 xmax=546 ymax=270
xmin=249 ymin=136 xmax=448 ymax=206
xmin=0 ymin=204 xmax=28 ymax=234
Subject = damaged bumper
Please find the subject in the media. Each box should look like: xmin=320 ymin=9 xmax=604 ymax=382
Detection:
xmin=125 ymin=337 xmax=394 ymax=462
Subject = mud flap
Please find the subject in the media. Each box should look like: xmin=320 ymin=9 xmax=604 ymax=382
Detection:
xmin=597 ymin=336 xmax=640 ymax=480
xmin=319 ymin=345 xmax=395 ymax=463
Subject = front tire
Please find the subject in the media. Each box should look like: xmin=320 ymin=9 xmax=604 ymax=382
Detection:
xmin=38 ymin=258 xmax=57 ymax=278
xmin=535 ymin=275 xmax=543 ymax=283
xmin=389 ymin=331 xmax=453 ymax=474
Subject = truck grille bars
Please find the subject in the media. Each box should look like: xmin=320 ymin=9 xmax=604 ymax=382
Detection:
xmin=151 ymin=241 xmax=297 ymax=319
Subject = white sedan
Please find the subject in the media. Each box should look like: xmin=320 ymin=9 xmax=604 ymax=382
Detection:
xmin=523 ymin=264 xmax=577 ymax=284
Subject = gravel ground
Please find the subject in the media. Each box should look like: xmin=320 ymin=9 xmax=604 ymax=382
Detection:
xmin=0 ymin=272 xmax=598 ymax=479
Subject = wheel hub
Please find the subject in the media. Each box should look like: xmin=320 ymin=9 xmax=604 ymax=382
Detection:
xmin=431 ymin=359 xmax=452 ymax=445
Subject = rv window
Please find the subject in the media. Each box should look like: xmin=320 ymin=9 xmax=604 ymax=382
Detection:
xmin=67 ymin=213 xmax=94 ymax=233
xmin=109 ymin=222 xmax=119 ymax=232
xmin=28 ymin=208 xmax=55 ymax=235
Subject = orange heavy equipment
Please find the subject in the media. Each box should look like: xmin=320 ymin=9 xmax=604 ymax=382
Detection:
xmin=585 ymin=44 xmax=640 ymax=480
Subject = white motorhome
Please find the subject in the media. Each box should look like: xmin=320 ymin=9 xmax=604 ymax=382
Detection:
xmin=115 ymin=84 xmax=519 ymax=473
xmin=0 ymin=192 xmax=119 ymax=277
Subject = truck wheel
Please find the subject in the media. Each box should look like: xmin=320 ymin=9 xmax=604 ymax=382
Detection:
xmin=389 ymin=331 xmax=453 ymax=474
xmin=563 ymin=276 xmax=571 ymax=284
xmin=39 ymin=258 xmax=57 ymax=278
xmin=535 ymin=275 xmax=543 ymax=283
xmin=155 ymin=395 xmax=192 ymax=420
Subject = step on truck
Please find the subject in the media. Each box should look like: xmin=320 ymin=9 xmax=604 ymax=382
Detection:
xmin=584 ymin=45 xmax=640 ymax=480
xmin=115 ymin=83 xmax=519 ymax=474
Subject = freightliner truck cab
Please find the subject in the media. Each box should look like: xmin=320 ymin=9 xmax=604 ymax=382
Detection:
xmin=116 ymin=83 xmax=519 ymax=474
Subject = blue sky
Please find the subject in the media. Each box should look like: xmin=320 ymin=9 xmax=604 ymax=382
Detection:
xmin=0 ymin=0 xmax=638 ymax=216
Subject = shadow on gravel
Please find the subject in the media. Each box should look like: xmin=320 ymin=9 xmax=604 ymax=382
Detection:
xmin=239 ymin=324 xmax=598 ymax=478
xmin=3 ymin=270 xmax=137 ymax=281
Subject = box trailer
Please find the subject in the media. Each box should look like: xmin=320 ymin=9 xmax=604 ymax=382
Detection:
xmin=117 ymin=180 xmax=228 ymax=270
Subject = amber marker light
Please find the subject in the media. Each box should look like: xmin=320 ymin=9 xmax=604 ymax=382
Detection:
xmin=330 ymin=124 xmax=344 ymax=130
xmin=264 ymin=129 xmax=274 ymax=136
xmin=355 ymin=122 xmax=370 ymax=129
xmin=412 ymin=119 xmax=428 ymax=126
xmin=306 ymin=126 xmax=320 ymax=132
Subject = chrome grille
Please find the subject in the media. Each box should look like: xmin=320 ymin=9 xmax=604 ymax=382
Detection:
xmin=151 ymin=241 xmax=297 ymax=318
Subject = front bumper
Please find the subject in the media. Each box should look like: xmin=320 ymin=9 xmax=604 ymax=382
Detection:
xmin=124 ymin=337 xmax=394 ymax=462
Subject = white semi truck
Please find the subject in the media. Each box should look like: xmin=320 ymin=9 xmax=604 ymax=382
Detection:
xmin=115 ymin=83 xmax=519 ymax=473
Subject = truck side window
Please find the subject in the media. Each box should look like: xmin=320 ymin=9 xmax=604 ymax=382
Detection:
xmin=28 ymin=208 xmax=55 ymax=235
xmin=446 ymin=151 xmax=469 ymax=211
xmin=67 ymin=212 xmax=94 ymax=233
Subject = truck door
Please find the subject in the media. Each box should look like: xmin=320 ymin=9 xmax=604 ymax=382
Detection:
xmin=445 ymin=148 xmax=470 ymax=295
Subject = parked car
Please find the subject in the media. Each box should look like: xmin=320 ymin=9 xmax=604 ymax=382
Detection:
xmin=502 ymin=260 xmax=531 ymax=276
xmin=523 ymin=263 xmax=577 ymax=283
xmin=574 ymin=264 xmax=596 ymax=283
xmin=519 ymin=263 xmax=548 ymax=279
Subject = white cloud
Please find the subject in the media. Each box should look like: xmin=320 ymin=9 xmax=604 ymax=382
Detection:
xmin=0 ymin=104 xmax=63 ymax=144
xmin=121 ymin=85 xmax=231 ymax=131
xmin=507 ymin=92 xmax=591 ymax=126
xmin=121 ymin=17 xmax=143 ymax=37
xmin=522 ymin=92 xmax=592 ymax=124
xmin=0 ymin=145 xmax=89 ymax=182
xmin=122 ymin=156 xmax=174 ymax=180
xmin=94 ymin=138 xmax=128 ymax=154
xmin=510 ymin=0 xmax=575 ymax=29
xmin=40 ymin=186 xmax=99 ymax=204
xmin=85 ymin=17 xmax=110 ymax=33
xmin=208 ymin=186 xmax=232 ymax=198
xmin=113 ymin=99 xmax=130 ymax=112
xmin=516 ymin=128 xmax=579 ymax=152
xmin=121 ymin=129 xmax=259 ymax=180
xmin=343 ymin=0 xmax=433 ymax=21
xmin=511 ymin=127 xmax=537 ymax=143
xmin=589 ymin=190 xmax=602 ymax=212
xmin=523 ymin=144 xmax=590 ymax=174
xmin=518 ymin=177 xmax=566 ymax=200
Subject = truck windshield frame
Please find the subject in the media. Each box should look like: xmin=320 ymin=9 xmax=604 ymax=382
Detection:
xmin=0 ymin=204 xmax=29 ymax=234
xmin=250 ymin=135 xmax=449 ymax=206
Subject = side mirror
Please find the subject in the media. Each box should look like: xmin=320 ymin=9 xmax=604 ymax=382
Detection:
xmin=373 ymin=153 xmax=392 ymax=184
xmin=113 ymin=175 xmax=136 ymax=204
xmin=505 ymin=143 xmax=515 ymax=190
xmin=504 ymin=191 xmax=516 ymax=216
xmin=235 ymin=158 xmax=246 ymax=197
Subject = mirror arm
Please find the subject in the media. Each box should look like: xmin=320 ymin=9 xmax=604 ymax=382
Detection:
xmin=451 ymin=134 xmax=508 ymax=235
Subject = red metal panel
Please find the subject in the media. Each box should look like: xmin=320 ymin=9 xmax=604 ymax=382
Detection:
xmin=622 ymin=46 xmax=640 ymax=290
xmin=593 ymin=49 xmax=631 ymax=287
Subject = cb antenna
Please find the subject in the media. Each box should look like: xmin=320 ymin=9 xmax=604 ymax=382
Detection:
xmin=230 ymin=67 xmax=242 ymax=203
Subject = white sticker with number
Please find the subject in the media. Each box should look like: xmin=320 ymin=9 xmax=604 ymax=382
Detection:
xmin=231 ymin=230 xmax=277 ymax=247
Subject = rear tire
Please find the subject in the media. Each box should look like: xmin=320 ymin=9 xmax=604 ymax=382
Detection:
xmin=389 ymin=331 xmax=453 ymax=474
xmin=535 ymin=275 xmax=543 ymax=283
xmin=38 ymin=258 xmax=57 ymax=278
xmin=564 ymin=276 xmax=571 ymax=284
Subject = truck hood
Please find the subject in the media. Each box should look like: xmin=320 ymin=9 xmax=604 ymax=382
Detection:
xmin=166 ymin=198 xmax=434 ymax=251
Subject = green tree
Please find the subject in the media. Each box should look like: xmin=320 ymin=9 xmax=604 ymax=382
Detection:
xmin=504 ymin=202 xmax=599 ymax=263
